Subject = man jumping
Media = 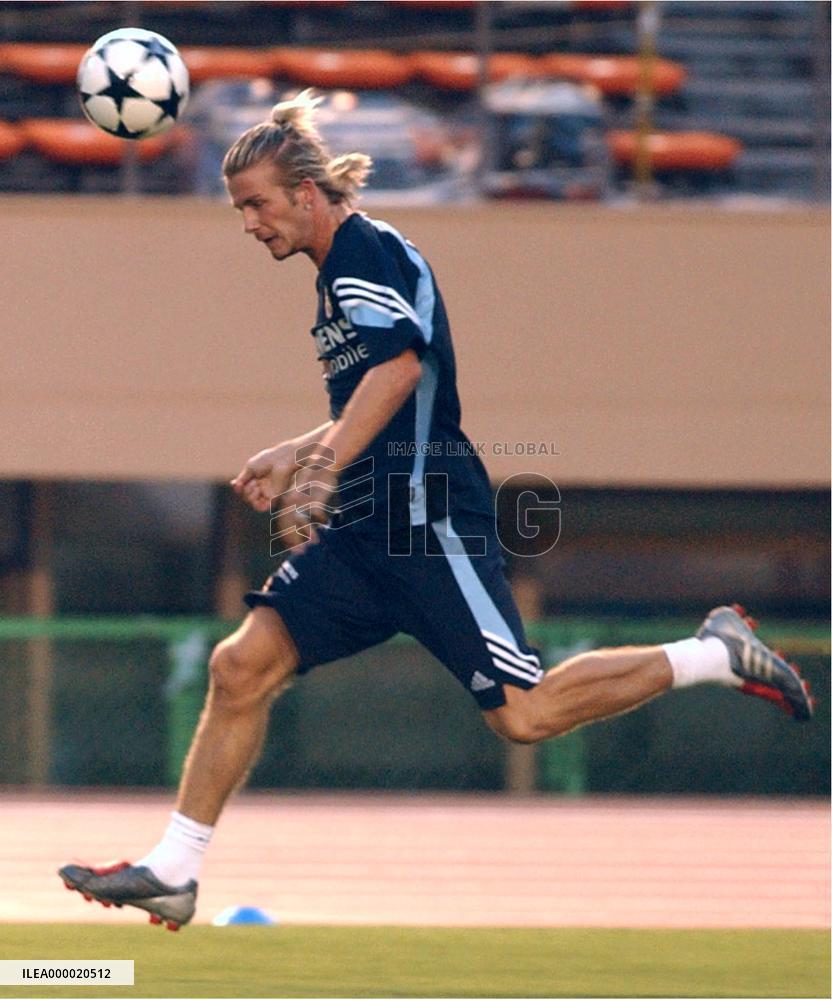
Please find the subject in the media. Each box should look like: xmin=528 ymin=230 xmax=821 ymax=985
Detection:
xmin=59 ymin=91 xmax=813 ymax=930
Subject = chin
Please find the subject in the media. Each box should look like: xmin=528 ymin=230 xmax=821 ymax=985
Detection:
xmin=271 ymin=246 xmax=298 ymax=261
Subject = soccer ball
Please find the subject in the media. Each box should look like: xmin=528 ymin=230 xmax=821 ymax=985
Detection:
xmin=77 ymin=28 xmax=189 ymax=140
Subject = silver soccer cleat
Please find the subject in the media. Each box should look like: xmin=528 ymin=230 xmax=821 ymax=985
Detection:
xmin=58 ymin=861 xmax=197 ymax=930
xmin=697 ymin=604 xmax=814 ymax=721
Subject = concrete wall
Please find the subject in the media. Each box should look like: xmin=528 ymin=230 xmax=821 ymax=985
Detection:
xmin=3 ymin=197 xmax=828 ymax=485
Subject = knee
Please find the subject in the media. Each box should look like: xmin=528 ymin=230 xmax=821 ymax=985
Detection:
xmin=208 ymin=640 xmax=290 ymax=713
xmin=485 ymin=703 xmax=548 ymax=745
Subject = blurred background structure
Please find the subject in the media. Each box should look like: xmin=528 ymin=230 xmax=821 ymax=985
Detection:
xmin=0 ymin=1 xmax=829 ymax=797
xmin=0 ymin=0 xmax=830 ymax=200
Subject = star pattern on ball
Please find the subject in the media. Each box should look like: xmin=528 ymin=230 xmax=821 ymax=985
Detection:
xmin=98 ymin=63 xmax=146 ymax=113
xmin=154 ymin=86 xmax=183 ymax=123
xmin=78 ymin=30 xmax=188 ymax=140
xmin=141 ymin=35 xmax=176 ymax=70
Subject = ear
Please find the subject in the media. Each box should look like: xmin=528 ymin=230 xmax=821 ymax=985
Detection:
xmin=297 ymin=177 xmax=316 ymax=210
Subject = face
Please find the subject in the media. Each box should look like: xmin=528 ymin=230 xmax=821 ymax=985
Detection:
xmin=226 ymin=161 xmax=312 ymax=262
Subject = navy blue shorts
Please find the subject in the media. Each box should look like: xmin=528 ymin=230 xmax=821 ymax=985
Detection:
xmin=244 ymin=514 xmax=542 ymax=710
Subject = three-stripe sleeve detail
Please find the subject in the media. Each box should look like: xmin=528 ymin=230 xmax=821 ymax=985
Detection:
xmin=332 ymin=276 xmax=422 ymax=328
xmin=482 ymin=630 xmax=543 ymax=684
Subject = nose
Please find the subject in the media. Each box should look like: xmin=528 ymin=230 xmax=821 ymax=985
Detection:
xmin=242 ymin=207 xmax=258 ymax=233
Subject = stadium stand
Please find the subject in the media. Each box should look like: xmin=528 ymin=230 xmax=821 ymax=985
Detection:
xmin=0 ymin=119 xmax=24 ymax=160
xmin=538 ymin=53 xmax=686 ymax=96
xmin=607 ymin=129 xmax=742 ymax=171
xmin=20 ymin=118 xmax=172 ymax=166
xmin=598 ymin=0 xmax=830 ymax=198
xmin=180 ymin=46 xmax=274 ymax=83
xmin=0 ymin=0 xmax=827 ymax=199
xmin=275 ymin=47 xmax=414 ymax=88
xmin=408 ymin=50 xmax=537 ymax=89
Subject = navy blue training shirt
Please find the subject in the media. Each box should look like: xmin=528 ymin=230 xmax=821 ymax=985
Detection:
xmin=312 ymin=213 xmax=493 ymax=535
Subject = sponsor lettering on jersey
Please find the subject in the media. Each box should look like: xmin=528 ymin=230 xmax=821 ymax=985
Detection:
xmin=313 ymin=316 xmax=357 ymax=355
xmin=313 ymin=316 xmax=371 ymax=379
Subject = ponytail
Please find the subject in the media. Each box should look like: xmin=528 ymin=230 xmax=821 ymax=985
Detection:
xmin=326 ymin=152 xmax=372 ymax=202
xmin=269 ymin=89 xmax=324 ymax=139
xmin=222 ymin=89 xmax=373 ymax=206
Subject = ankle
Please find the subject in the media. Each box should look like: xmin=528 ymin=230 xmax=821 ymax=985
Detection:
xmin=136 ymin=811 xmax=213 ymax=886
xmin=664 ymin=636 xmax=737 ymax=689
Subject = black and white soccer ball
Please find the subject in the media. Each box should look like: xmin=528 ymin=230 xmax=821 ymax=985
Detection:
xmin=77 ymin=28 xmax=189 ymax=140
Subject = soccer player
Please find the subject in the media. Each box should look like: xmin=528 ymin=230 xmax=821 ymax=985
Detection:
xmin=59 ymin=91 xmax=813 ymax=930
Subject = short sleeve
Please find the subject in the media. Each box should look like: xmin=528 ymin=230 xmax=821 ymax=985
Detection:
xmin=327 ymin=221 xmax=427 ymax=367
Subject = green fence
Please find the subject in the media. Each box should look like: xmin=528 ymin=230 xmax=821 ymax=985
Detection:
xmin=0 ymin=616 xmax=828 ymax=794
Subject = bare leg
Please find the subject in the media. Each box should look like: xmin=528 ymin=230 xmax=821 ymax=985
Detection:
xmin=484 ymin=646 xmax=672 ymax=744
xmin=177 ymin=607 xmax=299 ymax=825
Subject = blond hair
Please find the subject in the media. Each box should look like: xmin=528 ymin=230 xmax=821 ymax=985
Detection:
xmin=222 ymin=89 xmax=372 ymax=205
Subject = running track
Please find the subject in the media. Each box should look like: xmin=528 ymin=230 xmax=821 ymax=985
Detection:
xmin=0 ymin=793 xmax=828 ymax=929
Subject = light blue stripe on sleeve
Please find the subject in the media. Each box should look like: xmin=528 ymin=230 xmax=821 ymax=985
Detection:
xmin=369 ymin=219 xmax=435 ymax=345
xmin=369 ymin=218 xmax=439 ymax=516
xmin=340 ymin=300 xmax=399 ymax=328
xmin=409 ymin=354 xmax=439 ymax=525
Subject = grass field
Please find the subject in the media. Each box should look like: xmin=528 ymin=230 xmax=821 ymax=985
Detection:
xmin=0 ymin=925 xmax=828 ymax=998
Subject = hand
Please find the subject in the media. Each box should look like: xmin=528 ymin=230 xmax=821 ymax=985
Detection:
xmin=268 ymin=459 xmax=339 ymax=555
xmin=230 ymin=443 xmax=298 ymax=513
xmin=282 ymin=462 xmax=339 ymax=529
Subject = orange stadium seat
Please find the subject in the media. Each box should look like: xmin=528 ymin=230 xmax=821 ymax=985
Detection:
xmin=607 ymin=130 xmax=742 ymax=171
xmin=272 ymin=48 xmax=413 ymax=89
xmin=20 ymin=119 xmax=171 ymax=166
xmin=3 ymin=44 xmax=87 ymax=84
xmin=409 ymin=51 xmax=537 ymax=90
xmin=0 ymin=121 xmax=25 ymax=160
xmin=180 ymin=46 xmax=273 ymax=83
xmin=538 ymin=54 xmax=686 ymax=96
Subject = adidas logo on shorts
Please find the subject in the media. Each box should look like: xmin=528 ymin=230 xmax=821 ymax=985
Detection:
xmin=276 ymin=561 xmax=299 ymax=585
xmin=470 ymin=671 xmax=496 ymax=692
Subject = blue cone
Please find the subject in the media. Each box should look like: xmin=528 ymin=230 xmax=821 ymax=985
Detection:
xmin=212 ymin=905 xmax=276 ymax=926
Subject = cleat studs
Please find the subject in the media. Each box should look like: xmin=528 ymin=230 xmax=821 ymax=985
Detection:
xmin=101 ymin=901 xmax=111 ymax=908
xmin=165 ymin=921 xmax=180 ymax=932
xmin=82 ymin=894 xmax=92 ymax=902
xmin=149 ymin=914 xmax=162 ymax=926
xmin=740 ymin=680 xmax=792 ymax=715
xmin=732 ymin=603 xmax=747 ymax=616
xmin=115 ymin=903 xmax=123 ymax=908
xmin=63 ymin=882 xmax=74 ymax=891
xmin=744 ymin=616 xmax=759 ymax=631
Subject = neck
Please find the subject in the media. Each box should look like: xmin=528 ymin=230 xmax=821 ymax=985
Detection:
xmin=308 ymin=201 xmax=353 ymax=269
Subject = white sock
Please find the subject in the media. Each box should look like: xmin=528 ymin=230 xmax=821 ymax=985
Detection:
xmin=663 ymin=636 xmax=739 ymax=689
xmin=135 ymin=811 xmax=213 ymax=886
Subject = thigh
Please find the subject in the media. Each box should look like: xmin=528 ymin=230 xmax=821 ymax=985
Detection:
xmin=381 ymin=515 xmax=543 ymax=710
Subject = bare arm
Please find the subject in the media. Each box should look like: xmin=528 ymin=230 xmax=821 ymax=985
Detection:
xmin=232 ymin=350 xmax=421 ymax=518
xmin=230 ymin=421 xmax=332 ymax=512
xmin=316 ymin=349 xmax=421 ymax=469
xmin=290 ymin=421 xmax=335 ymax=452
xmin=286 ymin=348 xmax=421 ymax=527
